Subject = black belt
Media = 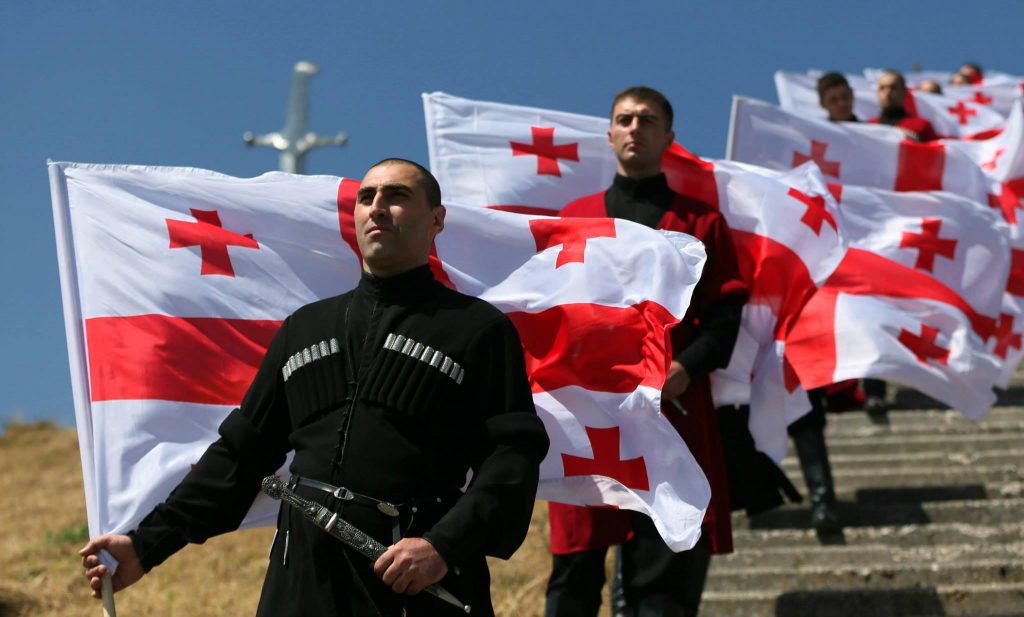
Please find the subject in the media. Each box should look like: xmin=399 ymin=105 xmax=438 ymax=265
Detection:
xmin=288 ymin=475 xmax=451 ymax=544
xmin=289 ymin=475 xmax=403 ymax=517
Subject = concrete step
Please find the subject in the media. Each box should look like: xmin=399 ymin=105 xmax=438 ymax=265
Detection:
xmin=785 ymin=465 xmax=1023 ymax=494
xmin=823 ymin=405 xmax=1024 ymax=425
xmin=822 ymin=419 xmax=1024 ymax=439
xmin=817 ymin=432 xmax=1023 ymax=456
xmin=703 ymin=560 xmax=1024 ymax=593
xmin=711 ymin=541 xmax=1024 ymax=571
xmin=780 ymin=448 xmax=1024 ymax=473
xmin=700 ymin=582 xmax=1024 ymax=617
xmin=730 ymin=522 xmax=1024 ymax=550
xmin=736 ymin=498 xmax=1024 ymax=530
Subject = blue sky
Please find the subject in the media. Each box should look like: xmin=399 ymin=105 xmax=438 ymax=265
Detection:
xmin=4 ymin=1 xmax=1023 ymax=427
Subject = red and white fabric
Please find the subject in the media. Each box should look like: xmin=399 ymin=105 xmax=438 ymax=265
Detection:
xmin=424 ymin=92 xmax=849 ymax=462
xmin=50 ymin=161 xmax=710 ymax=551
xmin=943 ymin=102 xmax=1024 ymax=384
xmin=729 ymin=97 xmax=990 ymax=202
xmin=423 ymin=91 xmax=616 ymax=213
xmin=863 ymin=67 xmax=1024 ymax=89
xmin=832 ymin=184 xmax=1010 ymax=316
xmin=785 ymin=246 xmax=1003 ymax=419
xmin=776 ymin=71 xmax=1006 ymax=140
xmin=775 ymin=71 xmax=881 ymax=125
xmin=944 ymin=82 xmax=1024 ymax=118
xmin=695 ymin=160 xmax=843 ymax=461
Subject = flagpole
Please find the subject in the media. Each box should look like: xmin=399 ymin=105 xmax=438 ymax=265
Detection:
xmin=725 ymin=96 xmax=741 ymax=161
xmin=101 ymin=573 xmax=116 ymax=616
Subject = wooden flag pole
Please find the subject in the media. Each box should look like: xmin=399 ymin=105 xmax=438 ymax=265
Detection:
xmin=101 ymin=572 xmax=117 ymax=617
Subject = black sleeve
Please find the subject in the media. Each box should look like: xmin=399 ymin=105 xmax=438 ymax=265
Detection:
xmin=423 ymin=316 xmax=549 ymax=566
xmin=128 ymin=318 xmax=294 ymax=572
xmin=674 ymin=295 xmax=745 ymax=380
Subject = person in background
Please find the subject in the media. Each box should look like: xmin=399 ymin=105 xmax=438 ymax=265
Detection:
xmin=816 ymin=72 xmax=858 ymax=122
xmin=958 ymin=62 xmax=984 ymax=85
xmin=870 ymin=70 xmax=939 ymax=142
xmin=546 ymin=86 xmax=749 ymax=617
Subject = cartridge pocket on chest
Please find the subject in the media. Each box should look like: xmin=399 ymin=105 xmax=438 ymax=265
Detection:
xmin=281 ymin=338 xmax=349 ymax=427
xmin=363 ymin=333 xmax=465 ymax=419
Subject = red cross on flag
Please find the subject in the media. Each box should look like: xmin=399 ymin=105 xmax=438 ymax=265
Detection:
xmin=50 ymin=161 xmax=709 ymax=552
xmin=729 ymin=97 xmax=991 ymax=202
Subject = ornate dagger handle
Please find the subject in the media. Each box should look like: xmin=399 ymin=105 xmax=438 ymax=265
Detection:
xmin=262 ymin=476 xmax=471 ymax=613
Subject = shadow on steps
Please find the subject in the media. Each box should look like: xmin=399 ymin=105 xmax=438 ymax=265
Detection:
xmin=746 ymin=484 xmax=987 ymax=530
xmin=775 ymin=586 xmax=946 ymax=616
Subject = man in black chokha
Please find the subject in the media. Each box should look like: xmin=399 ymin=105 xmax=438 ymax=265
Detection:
xmin=81 ymin=158 xmax=550 ymax=616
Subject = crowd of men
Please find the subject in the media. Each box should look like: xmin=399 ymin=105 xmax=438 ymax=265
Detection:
xmin=79 ymin=61 xmax=1004 ymax=617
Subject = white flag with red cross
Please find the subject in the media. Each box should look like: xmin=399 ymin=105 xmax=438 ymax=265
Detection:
xmin=729 ymin=97 xmax=991 ymax=203
xmin=831 ymin=183 xmax=1010 ymax=317
xmin=945 ymin=102 xmax=1024 ymax=242
xmin=863 ymin=67 xmax=1024 ymax=89
xmin=861 ymin=67 xmax=1024 ymax=117
xmin=50 ymin=161 xmax=710 ymax=551
xmin=424 ymin=92 xmax=850 ymax=463
xmin=784 ymin=246 xmax=1003 ymax=419
xmin=690 ymin=160 xmax=844 ymax=461
xmin=775 ymin=71 xmax=1006 ymax=140
xmin=944 ymin=82 xmax=1024 ymax=118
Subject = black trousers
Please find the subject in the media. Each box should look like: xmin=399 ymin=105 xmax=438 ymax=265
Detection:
xmin=546 ymin=511 xmax=712 ymax=617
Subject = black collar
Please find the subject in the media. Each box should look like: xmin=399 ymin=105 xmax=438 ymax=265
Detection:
xmin=610 ymin=172 xmax=674 ymax=206
xmin=878 ymin=107 xmax=909 ymax=126
xmin=357 ymin=264 xmax=437 ymax=302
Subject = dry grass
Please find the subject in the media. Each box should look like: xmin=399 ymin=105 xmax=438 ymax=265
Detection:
xmin=0 ymin=422 xmax=609 ymax=616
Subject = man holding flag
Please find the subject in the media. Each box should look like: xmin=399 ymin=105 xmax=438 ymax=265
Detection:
xmin=546 ymin=87 xmax=748 ymax=617
xmin=79 ymin=158 xmax=550 ymax=617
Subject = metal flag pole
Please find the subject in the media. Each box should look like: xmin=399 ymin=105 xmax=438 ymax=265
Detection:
xmin=244 ymin=61 xmax=348 ymax=174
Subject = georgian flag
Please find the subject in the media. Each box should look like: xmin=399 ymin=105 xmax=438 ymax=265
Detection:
xmin=832 ymin=184 xmax=1010 ymax=317
xmin=863 ymin=67 xmax=1024 ymax=89
xmin=694 ymin=160 xmax=844 ymax=461
xmin=944 ymin=102 xmax=1024 ymax=240
xmin=424 ymin=91 xmax=616 ymax=213
xmin=944 ymin=82 xmax=1024 ymax=118
xmin=774 ymin=71 xmax=1006 ymax=140
xmin=729 ymin=97 xmax=991 ymax=202
xmin=50 ymin=162 xmax=709 ymax=551
xmin=424 ymin=92 xmax=847 ymax=463
xmin=784 ymin=248 xmax=1003 ymax=419
xmin=785 ymin=182 xmax=1009 ymax=419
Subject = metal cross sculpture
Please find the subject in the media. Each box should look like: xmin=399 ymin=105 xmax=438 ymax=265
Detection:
xmin=244 ymin=61 xmax=348 ymax=174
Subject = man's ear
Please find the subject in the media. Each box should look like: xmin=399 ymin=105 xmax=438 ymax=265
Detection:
xmin=432 ymin=205 xmax=446 ymax=235
xmin=663 ymin=129 xmax=676 ymax=153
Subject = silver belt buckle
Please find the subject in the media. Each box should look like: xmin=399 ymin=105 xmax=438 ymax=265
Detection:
xmin=377 ymin=502 xmax=400 ymax=517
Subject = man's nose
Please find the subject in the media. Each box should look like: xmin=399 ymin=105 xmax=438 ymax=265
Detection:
xmin=369 ymin=194 xmax=388 ymax=216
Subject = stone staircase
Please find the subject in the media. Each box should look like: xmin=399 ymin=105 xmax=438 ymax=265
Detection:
xmin=700 ymin=400 xmax=1024 ymax=617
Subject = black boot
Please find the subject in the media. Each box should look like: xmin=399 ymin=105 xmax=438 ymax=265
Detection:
xmin=791 ymin=423 xmax=840 ymax=533
xmin=862 ymin=379 xmax=890 ymax=425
